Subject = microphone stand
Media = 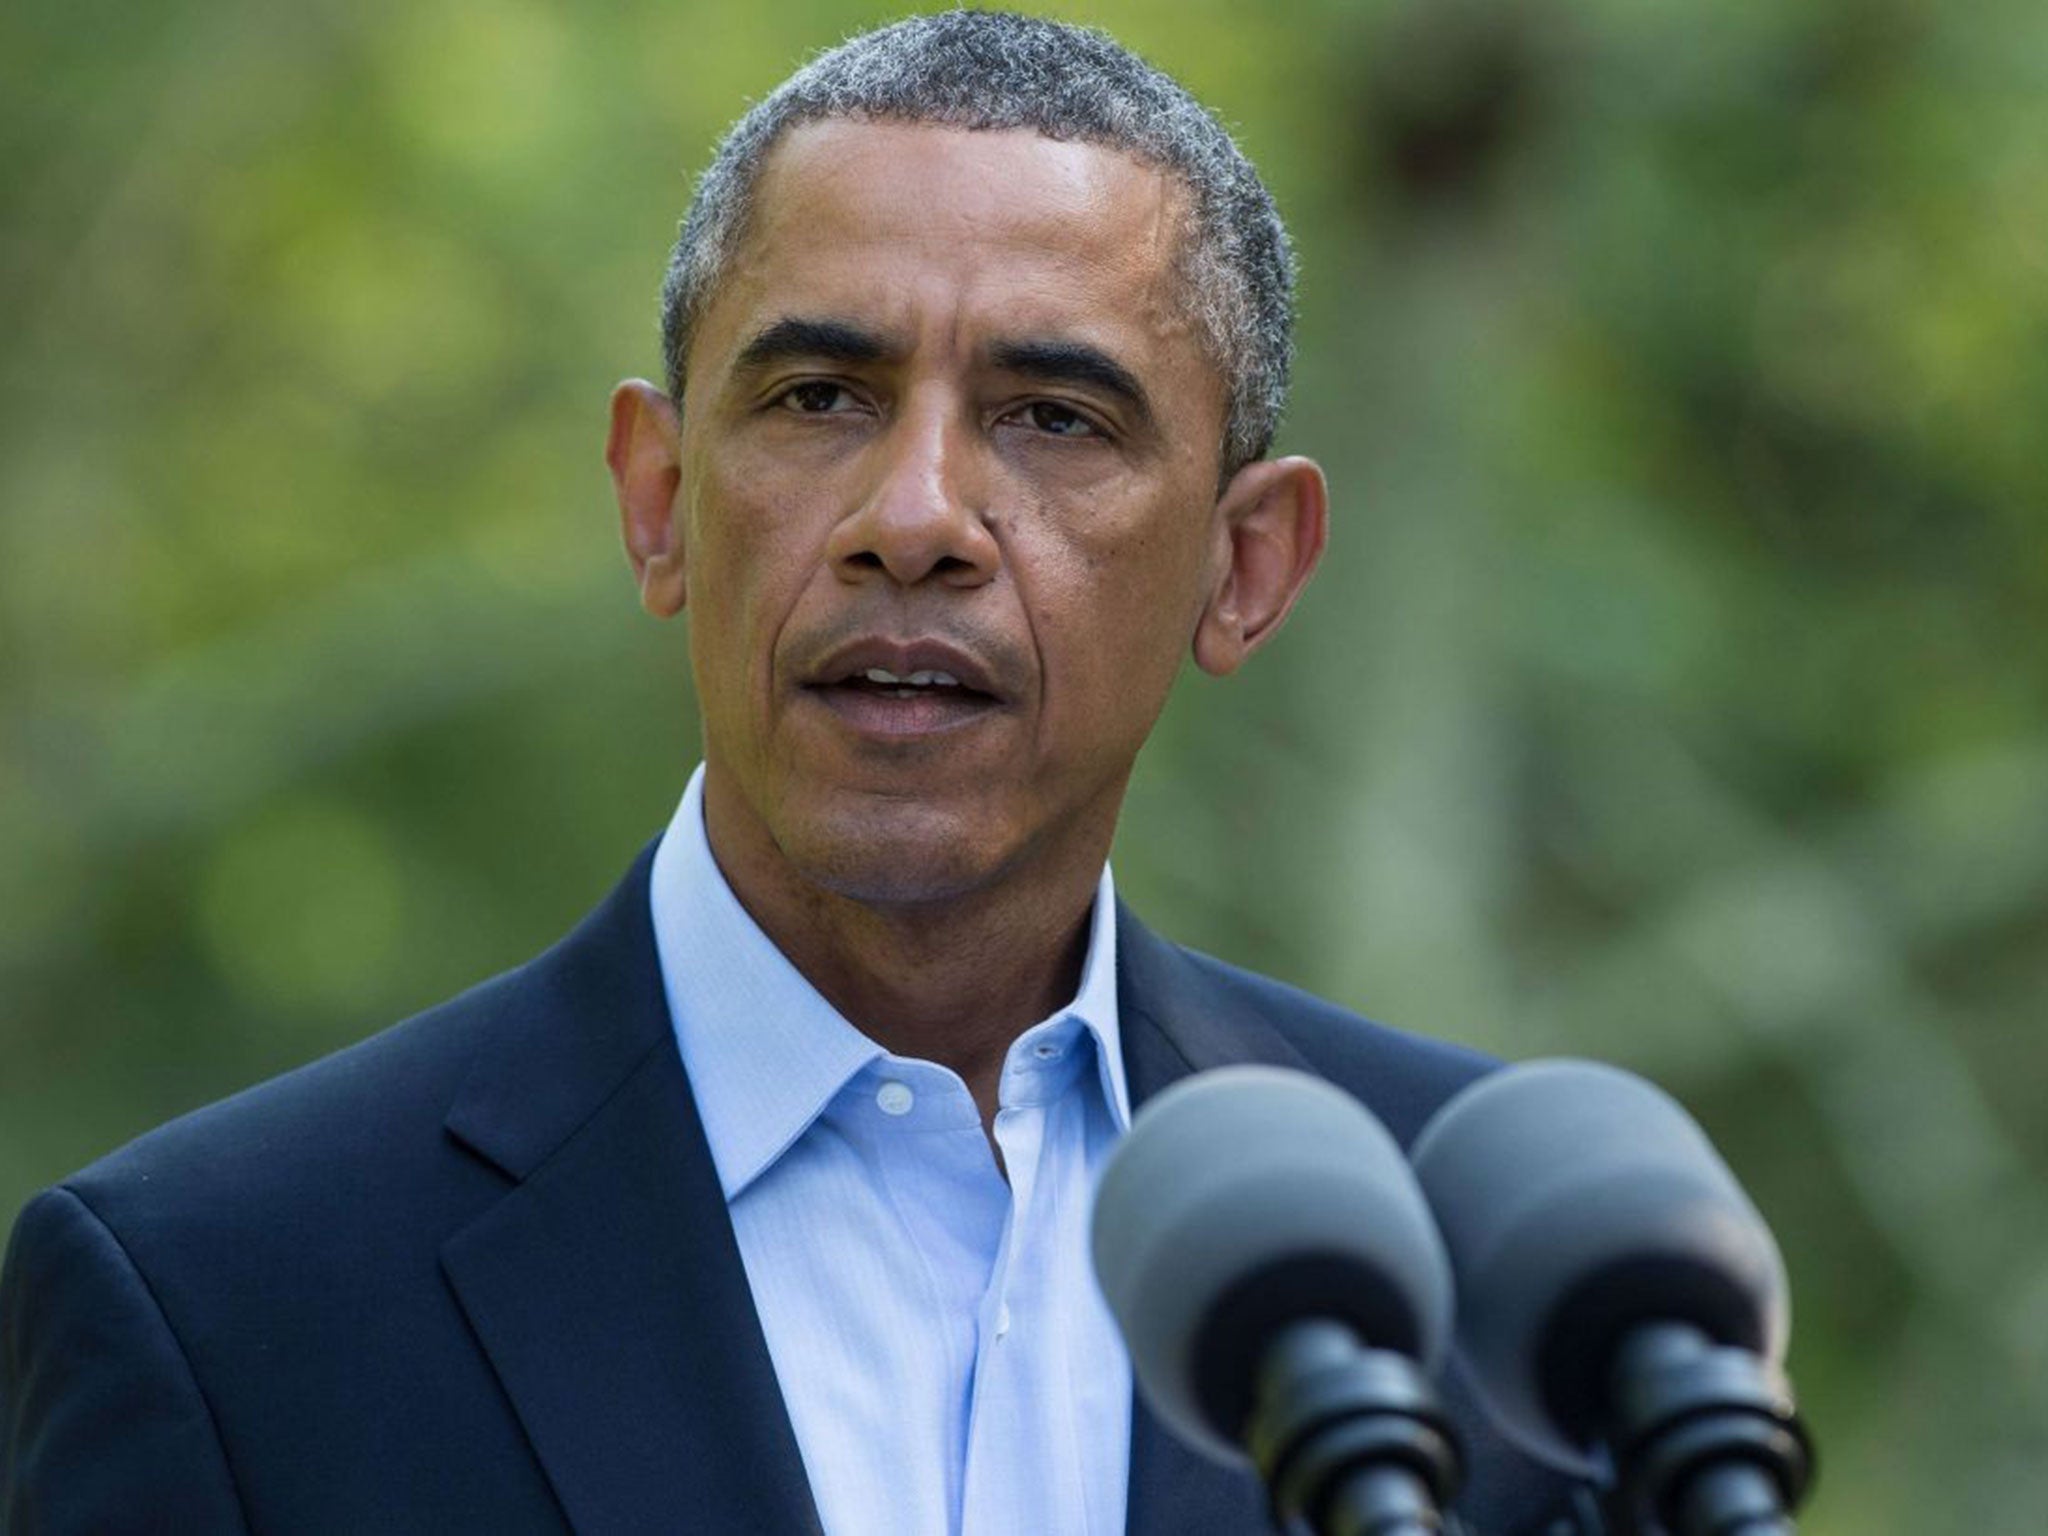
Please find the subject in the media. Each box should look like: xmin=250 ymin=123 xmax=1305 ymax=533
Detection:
xmin=1245 ymin=1320 xmax=1463 ymax=1536
xmin=1600 ymin=1324 xmax=1813 ymax=1536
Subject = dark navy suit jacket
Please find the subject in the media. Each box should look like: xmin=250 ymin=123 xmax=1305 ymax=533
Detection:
xmin=1 ymin=850 xmax=1589 ymax=1534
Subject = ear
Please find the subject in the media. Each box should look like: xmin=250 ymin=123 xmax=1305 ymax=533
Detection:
xmin=606 ymin=379 xmax=688 ymax=618
xmin=1191 ymin=455 xmax=1329 ymax=677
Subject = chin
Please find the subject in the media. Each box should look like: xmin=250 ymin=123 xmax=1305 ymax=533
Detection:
xmin=778 ymin=801 xmax=1014 ymax=909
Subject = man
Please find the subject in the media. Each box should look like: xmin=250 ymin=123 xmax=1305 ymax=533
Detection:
xmin=2 ymin=13 xmax=1588 ymax=1534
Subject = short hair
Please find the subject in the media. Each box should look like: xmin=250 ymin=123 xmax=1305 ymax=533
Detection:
xmin=659 ymin=9 xmax=1295 ymax=477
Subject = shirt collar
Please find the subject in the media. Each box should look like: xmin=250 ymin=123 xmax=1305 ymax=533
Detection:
xmin=1065 ymin=865 xmax=1130 ymax=1133
xmin=649 ymin=764 xmax=1128 ymax=1200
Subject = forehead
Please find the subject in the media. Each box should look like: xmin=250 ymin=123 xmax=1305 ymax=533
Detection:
xmin=688 ymin=119 xmax=1209 ymax=385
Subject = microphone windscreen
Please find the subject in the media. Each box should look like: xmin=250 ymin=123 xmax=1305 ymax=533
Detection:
xmin=1090 ymin=1065 xmax=1452 ymax=1464
xmin=1409 ymin=1060 xmax=1789 ymax=1474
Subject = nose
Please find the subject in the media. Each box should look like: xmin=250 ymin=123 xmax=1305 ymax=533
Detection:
xmin=825 ymin=397 xmax=999 ymax=588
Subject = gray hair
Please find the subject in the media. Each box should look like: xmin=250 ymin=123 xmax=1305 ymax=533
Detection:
xmin=659 ymin=9 xmax=1295 ymax=477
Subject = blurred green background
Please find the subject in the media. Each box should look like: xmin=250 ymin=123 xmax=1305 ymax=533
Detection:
xmin=4 ymin=0 xmax=2044 ymax=1528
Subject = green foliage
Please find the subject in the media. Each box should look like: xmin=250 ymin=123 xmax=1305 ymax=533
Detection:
xmin=4 ymin=1 xmax=2042 ymax=1526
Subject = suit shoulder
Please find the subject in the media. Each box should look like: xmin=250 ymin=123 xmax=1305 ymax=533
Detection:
xmin=1 ymin=1188 xmax=252 ymax=1533
xmin=1161 ymin=940 xmax=1498 ymax=1145
xmin=1164 ymin=939 xmax=1499 ymax=1080
xmin=47 ymin=846 xmax=666 ymax=1255
xmin=55 ymin=960 xmax=530 ymax=1236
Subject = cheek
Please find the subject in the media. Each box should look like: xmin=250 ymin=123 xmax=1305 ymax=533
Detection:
xmin=1008 ymin=490 xmax=1211 ymax=739
xmin=683 ymin=462 xmax=827 ymax=706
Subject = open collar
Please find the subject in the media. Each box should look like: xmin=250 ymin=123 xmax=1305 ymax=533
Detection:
xmin=648 ymin=764 xmax=1130 ymax=1201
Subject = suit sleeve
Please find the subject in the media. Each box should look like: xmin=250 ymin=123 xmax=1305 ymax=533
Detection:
xmin=2 ymin=1186 xmax=251 ymax=1535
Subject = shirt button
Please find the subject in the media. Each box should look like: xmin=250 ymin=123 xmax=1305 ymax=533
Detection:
xmin=876 ymin=1081 xmax=914 ymax=1116
xmin=996 ymin=1303 xmax=1012 ymax=1337
xmin=1032 ymin=1042 xmax=1062 ymax=1061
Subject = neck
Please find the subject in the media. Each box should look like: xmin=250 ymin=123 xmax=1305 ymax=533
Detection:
xmin=702 ymin=790 xmax=1108 ymax=1125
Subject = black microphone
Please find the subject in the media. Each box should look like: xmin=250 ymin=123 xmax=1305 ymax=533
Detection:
xmin=1091 ymin=1066 xmax=1463 ymax=1535
xmin=1409 ymin=1060 xmax=1814 ymax=1536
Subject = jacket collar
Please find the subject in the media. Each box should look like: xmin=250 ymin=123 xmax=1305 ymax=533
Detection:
xmin=1114 ymin=899 xmax=1316 ymax=1101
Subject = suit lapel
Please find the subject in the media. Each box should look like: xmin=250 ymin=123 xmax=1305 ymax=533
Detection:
xmin=1115 ymin=904 xmax=1316 ymax=1105
xmin=1115 ymin=904 xmax=1312 ymax=1536
xmin=439 ymin=851 xmax=822 ymax=1536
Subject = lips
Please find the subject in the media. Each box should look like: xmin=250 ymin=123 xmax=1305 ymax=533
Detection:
xmin=807 ymin=635 xmax=1008 ymax=698
xmin=799 ymin=636 xmax=1011 ymax=738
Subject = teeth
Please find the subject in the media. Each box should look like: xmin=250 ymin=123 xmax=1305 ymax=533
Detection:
xmin=860 ymin=667 xmax=961 ymax=688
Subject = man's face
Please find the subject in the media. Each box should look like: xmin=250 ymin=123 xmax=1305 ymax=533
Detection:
xmin=648 ymin=121 xmax=1252 ymax=908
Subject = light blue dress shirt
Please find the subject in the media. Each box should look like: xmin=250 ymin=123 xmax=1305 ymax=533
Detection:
xmin=649 ymin=766 xmax=1134 ymax=1536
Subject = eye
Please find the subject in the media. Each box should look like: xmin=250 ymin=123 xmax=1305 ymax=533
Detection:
xmin=775 ymin=380 xmax=859 ymax=414
xmin=1019 ymin=400 xmax=1102 ymax=438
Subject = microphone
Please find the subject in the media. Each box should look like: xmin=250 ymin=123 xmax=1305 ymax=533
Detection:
xmin=1091 ymin=1066 xmax=1462 ymax=1535
xmin=1409 ymin=1060 xmax=1814 ymax=1535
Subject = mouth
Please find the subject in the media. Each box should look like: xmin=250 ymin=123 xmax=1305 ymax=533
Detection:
xmin=801 ymin=640 xmax=1010 ymax=739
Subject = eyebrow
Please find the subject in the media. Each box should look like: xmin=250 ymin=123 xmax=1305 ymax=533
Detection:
xmin=989 ymin=338 xmax=1155 ymax=432
xmin=731 ymin=319 xmax=1156 ymax=431
xmin=734 ymin=316 xmax=892 ymax=373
